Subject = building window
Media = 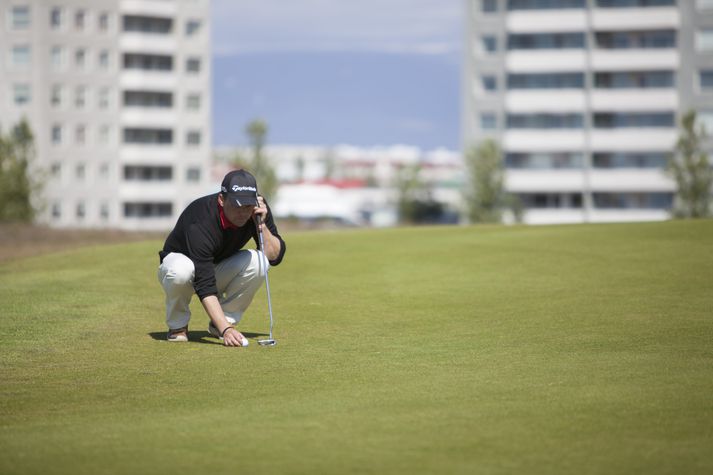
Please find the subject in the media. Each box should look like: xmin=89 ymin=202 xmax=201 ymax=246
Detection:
xmin=593 ymin=192 xmax=672 ymax=210
xmin=76 ymin=201 xmax=86 ymax=219
xmin=98 ymin=12 xmax=109 ymax=31
xmin=99 ymin=125 xmax=110 ymax=145
xmin=75 ymin=48 xmax=86 ymax=69
xmin=123 ymin=202 xmax=173 ymax=218
xmin=123 ymin=128 xmax=173 ymax=145
xmin=122 ymin=15 xmax=173 ymax=34
xmin=100 ymin=202 xmax=110 ymax=220
xmin=75 ymin=86 xmax=86 ymax=108
xmin=51 ymin=162 xmax=61 ymax=177
xmin=123 ymin=90 xmax=173 ymax=107
xmin=593 ymin=112 xmax=674 ymax=128
xmin=186 ymin=167 xmax=201 ymax=182
xmin=52 ymin=203 xmax=62 ymax=219
xmin=482 ymin=0 xmax=498 ymax=12
xmin=51 ymin=84 xmax=62 ymax=107
xmin=186 ymin=131 xmax=201 ymax=146
xmin=76 ymin=125 xmax=86 ymax=145
xmin=508 ymin=72 xmax=584 ymax=89
xmin=508 ymin=32 xmax=585 ymax=50
xmin=507 ymin=113 xmax=584 ymax=129
xmin=186 ymin=19 xmax=201 ymax=35
xmin=508 ymin=0 xmax=585 ymax=10
xmin=75 ymin=9 xmax=86 ymax=30
xmin=480 ymin=113 xmax=497 ymax=130
xmin=697 ymin=111 xmax=713 ymax=134
xmin=11 ymin=6 xmax=31 ymax=29
xmin=516 ymin=193 xmax=583 ymax=209
xmin=597 ymin=0 xmax=675 ymax=7
xmin=186 ymin=57 xmax=201 ymax=73
xmin=505 ymin=152 xmax=584 ymax=169
xmin=98 ymin=88 xmax=110 ymax=109
xmin=696 ymin=29 xmax=713 ymax=51
xmin=51 ymin=46 xmax=63 ymax=70
xmin=596 ymin=30 xmax=676 ymax=49
xmin=13 ymin=84 xmax=31 ymax=105
xmin=50 ymin=7 xmax=62 ymax=29
xmin=52 ymin=125 xmax=62 ymax=144
xmin=699 ymin=70 xmax=713 ymax=90
xmin=593 ymin=152 xmax=667 ymax=168
xmin=76 ymin=164 xmax=86 ymax=180
xmin=481 ymin=35 xmax=497 ymax=53
xmin=482 ymin=75 xmax=497 ymax=92
xmin=123 ymin=53 xmax=173 ymax=71
xmin=99 ymin=163 xmax=110 ymax=179
xmin=12 ymin=45 xmax=31 ymax=67
xmin=186 ymin=94 xmax=201 ymax=110
xmin=594 ymin=70 xmax=674 ymax=89
xmin=99 ymin=50 xmax=109 ymax=70
xmin=124 ymin=165 xmax=173 ymax=181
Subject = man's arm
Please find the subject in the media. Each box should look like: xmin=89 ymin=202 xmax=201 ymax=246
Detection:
xmin=257 ymin=224 xmax=282 ymax=261
xmin=201 ymin=295 xmax=248 ymax=347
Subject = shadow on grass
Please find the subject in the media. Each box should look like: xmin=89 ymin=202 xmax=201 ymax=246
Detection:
xmin=148 ymin=330 xmax=268 ymax=344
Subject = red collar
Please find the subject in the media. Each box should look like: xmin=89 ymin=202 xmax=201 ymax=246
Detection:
xmin=218 ymin=202 xmax=237 ymax=230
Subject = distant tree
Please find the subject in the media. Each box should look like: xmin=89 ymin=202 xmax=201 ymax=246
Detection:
xmin=231 ymin=119 xmax=278 ymax=202
xmin=0 ymin=119 xmax=38 ymax=222
xmin=323 ymin=149 xmax=337 ymax=180
xmin=667 ymin=110 xmax=713 ymax=218
xmin=464 ymin=139 xmax=522 ymax=224
xmin=395 ymin=164 xmax=444 ymax=224
xmin=295 ymin=156 xmax=306 ymax=182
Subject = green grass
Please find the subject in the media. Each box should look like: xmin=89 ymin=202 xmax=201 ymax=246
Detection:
xmin=1 ymin=220 xmax=712 ymax=474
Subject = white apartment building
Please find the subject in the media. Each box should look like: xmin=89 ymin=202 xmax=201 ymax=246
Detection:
xmin=0 ymin=0 xmax=211 ymax=230
xmin=463 ymin=0 xmax=713 ymax=224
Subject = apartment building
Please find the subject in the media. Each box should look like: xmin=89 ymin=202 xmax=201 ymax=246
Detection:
xmin=463 ymin=0 xmax=713 ymax=224
xmin=0 ymin=0 xmax=211 ymax=230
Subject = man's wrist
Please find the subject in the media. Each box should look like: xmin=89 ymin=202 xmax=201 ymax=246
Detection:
xmin=221 ymin=326 xmax=234 ymax=337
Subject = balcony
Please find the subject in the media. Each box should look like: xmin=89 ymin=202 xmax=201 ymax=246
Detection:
xmin=592 ymin=7 xmax=680 ymax=31
xmin=590 ymin=89 xmax=677 ymax=111
xmin=591 ymin=49 xmax=678 ymax=71
xmin=507 ymin=10 xmax=586 ymax=33
xmin=120 ymin=0 xmax=176 ymax=17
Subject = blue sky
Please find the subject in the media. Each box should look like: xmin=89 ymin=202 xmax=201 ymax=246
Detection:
xmin=210 ymin=0 xmax=463 ymax=150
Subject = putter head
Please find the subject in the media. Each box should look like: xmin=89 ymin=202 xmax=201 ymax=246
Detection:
xmin=258 ymin=339 xmax=277 ymax=346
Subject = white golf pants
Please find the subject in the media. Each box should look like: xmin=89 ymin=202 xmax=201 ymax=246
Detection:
xmin=157 ymin=249 xmax=267 ymax=330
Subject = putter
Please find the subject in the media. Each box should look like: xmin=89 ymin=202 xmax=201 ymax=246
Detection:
xmin=256 ymin=214 xmax=277 ymax=347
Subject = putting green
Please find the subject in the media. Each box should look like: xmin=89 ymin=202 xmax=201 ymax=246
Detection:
xmin=1 ymin=220 xmax=712 ymax=474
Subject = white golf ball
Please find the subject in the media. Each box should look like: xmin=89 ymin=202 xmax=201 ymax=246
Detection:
xmin=241 ymin=338 xmax=249 ymax=347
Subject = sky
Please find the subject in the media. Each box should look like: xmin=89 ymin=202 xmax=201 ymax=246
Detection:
xmin=210 ymin=0 xmax=463 ymax=150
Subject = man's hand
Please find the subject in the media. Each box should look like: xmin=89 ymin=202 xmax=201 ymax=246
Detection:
xmin=223 ymin=327 xmax=248 ymax=347
xmin=253 ymin=195 xmax=268 ymax=230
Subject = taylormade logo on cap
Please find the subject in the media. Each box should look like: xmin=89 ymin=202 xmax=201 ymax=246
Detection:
xmin=231 ymin=185 xmax=257 ymax=192
xmin=220 ymin=169 xmax=259 ymax=206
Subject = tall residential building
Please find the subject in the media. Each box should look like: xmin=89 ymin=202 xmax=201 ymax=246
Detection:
xmin=463 ymin=0 xmax=713 ymax=224
xmin=0 ymin=0 xmax=211 ymax=230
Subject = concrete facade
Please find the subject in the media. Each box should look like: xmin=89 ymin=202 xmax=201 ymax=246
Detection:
xmin=463 ymin=0 xmax=713 ymax=224
xmin=0 ymin=0 xmax=211 ymax=230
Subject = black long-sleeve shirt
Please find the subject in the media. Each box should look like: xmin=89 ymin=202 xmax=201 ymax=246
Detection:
xmin=159 ymin=193 xmax=286 ymax=300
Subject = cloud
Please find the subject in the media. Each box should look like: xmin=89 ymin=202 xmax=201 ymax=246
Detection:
xmin=211 ymin=0 xmax=462 ymax=56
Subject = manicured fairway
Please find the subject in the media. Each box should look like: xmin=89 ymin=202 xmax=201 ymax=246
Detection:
xmin=1 ymin=220 xmax=712 ymax=474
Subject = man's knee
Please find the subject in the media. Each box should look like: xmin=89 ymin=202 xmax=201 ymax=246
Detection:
xmin=162 ymin=253 xmax=195 ymax=286
xmin=247 ymin=249 xmax=268 ymax=279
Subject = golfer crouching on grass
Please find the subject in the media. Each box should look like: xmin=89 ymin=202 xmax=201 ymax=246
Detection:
xmin=157 ymin=169 xmax=286 ymax=346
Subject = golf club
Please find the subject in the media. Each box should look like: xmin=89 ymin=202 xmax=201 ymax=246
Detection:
xmin=256 ymin=214 xmax=277 ymax=346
